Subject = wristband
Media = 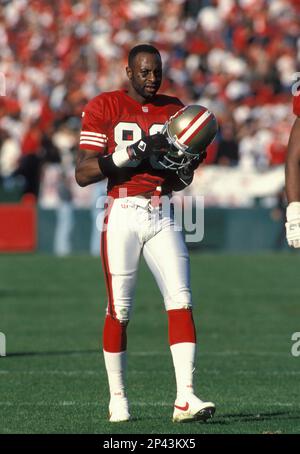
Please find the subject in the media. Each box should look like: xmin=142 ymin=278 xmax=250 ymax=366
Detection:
xmin=98 ymin=148 xmax=131 ymax=177
xmin=287 ymin=202 xmax=300 ymax=221
xmin=112 ymin=147 xmax=131 ymax=167
xmin=98 ymin=154 xmax=117 ymax=178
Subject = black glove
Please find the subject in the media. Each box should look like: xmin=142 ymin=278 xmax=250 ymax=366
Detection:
xmin=190 ymin=150 xmax=207 ymax=169
xmin=176 ymin=151 xmax=207 ymax=187
xmin=176 ymin=166 xmax=194 ymax=187
xmin=127 ymin=133 xmax=169 ymax=160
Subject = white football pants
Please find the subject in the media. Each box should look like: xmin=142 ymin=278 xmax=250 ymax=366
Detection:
xmin=100 ymin=196 xmax=192 ymax=323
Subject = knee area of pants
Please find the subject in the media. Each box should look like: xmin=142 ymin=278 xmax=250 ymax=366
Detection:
xmin=167 ymin=302 xmax=192 ymax=311
xmin=165 ymin=290 xmax=192 ymax=311
xmin=114 ymin=306 xmax=131 ymax=324
xmin=166 ymin=295 xmax=192 ymax=311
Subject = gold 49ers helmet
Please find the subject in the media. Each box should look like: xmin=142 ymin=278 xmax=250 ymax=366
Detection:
xmin=159 ymin=104 xmax=218 ymax=170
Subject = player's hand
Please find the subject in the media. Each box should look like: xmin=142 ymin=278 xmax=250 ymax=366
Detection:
xmin=176 ymin=166 xmax=194 ymax=187
xmin=176 ymin=151 xmax=207 ymax=186
xmin=286 ymin=202 xmax=300 ymax=248
xmin=127 ymin=133 xmax=169 ymax=160
xmin=190 ymin=150 xmax=207 ymax=168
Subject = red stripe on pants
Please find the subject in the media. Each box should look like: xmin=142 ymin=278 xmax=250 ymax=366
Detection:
xmin=167 ymin=309 xmax=196 ymax=346
xmin=100 ymin=201 xmax=117 ymax=318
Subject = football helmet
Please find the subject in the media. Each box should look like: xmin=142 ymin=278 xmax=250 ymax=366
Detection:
xmin=159 ymin=104 xmax=218 ymax=170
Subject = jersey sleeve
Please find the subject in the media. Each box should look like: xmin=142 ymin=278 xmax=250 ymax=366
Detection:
xmin=79 ymin=97 xmax=108 ymax=154
xmin=293 ymin=92 xmax=300 ymax=117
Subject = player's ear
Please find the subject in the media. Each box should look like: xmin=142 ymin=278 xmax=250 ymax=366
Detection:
xmin=126 ymin=66 xmax=133 ymax=81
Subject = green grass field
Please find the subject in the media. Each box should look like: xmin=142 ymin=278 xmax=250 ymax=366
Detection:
xmin=0 ymin=253 xmax=300 ymax=434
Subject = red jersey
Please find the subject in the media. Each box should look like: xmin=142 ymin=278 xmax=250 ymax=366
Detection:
xmin=79 ymin=90 xmax=183 ymax=197
xmin=293 ymin=91 xmax=300 ymax=116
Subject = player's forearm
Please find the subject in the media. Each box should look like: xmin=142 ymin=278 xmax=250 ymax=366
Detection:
xmin=75 ymin=155 xmax=106 ymax=187
xmin=285 ymin=118 xmax=300 ymax=202
xmin=75 ymin=159 xmax=105 ymax=186
xmin=76 ymin=147 xmax=133 ymax=186
xmin=286 ymin=164 xmax=300 ymax=202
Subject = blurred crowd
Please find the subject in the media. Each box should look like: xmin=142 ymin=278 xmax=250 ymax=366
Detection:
xmin=0 ymin=0 xmax=299 ymax=204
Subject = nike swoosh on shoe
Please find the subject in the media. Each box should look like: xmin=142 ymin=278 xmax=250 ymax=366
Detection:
xmin=174 ymin=402 xmax=189 ymax=411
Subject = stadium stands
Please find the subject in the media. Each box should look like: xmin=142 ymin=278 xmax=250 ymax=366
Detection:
xmin=0 ymin=0 xmax=299 ymax=207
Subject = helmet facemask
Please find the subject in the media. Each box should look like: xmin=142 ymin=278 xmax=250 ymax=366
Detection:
xmin=158 ymin=121 xmax=198 ymax=171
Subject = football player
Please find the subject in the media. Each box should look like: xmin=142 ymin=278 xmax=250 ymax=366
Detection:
xmin=75 ymin=44 xmax=216 ymax=422
xmin=285 ymin=88 xmax=300 ymax=248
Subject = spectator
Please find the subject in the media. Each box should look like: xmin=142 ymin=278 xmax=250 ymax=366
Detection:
xmin=53 ymin=171 xmax=74 ymax=256
xmin=215 ymin=124 xmax=239 ymax=166
xmin=0 ymin=0 xmax=298 ymax=205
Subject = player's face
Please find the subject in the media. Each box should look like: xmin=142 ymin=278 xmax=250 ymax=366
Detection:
xmin=127 ymin=53 xmax=162 ymax=102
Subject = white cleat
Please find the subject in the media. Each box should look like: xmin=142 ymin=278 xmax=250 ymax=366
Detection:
xmin=109 ymin=397 xmax=131 ymax=422
xmin=173 ymin=394 xmax=215 ymax=423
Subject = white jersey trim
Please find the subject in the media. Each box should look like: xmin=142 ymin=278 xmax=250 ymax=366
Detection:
xmin=80 ymin=140 xmax=106 ymax=148
xmin=81 ymin=130 xmax=107 ymax=139
xmin=80 ymin=135 xmax=107 ymax=144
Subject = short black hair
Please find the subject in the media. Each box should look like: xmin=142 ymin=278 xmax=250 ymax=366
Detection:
xmin=128 ymin=44 xmax=161 ymax=67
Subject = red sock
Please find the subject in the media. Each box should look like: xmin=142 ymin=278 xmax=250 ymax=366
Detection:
xmin=167 ymin=309 xmax=196 ymax=346
xmin=103 ymin=314 xmax=127 ymax=353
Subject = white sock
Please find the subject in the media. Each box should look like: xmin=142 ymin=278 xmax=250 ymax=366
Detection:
xmin=103 ymin=350 xmax=127 ymax=400
xmin=170 ymin=342 xmax=196 ymax=400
